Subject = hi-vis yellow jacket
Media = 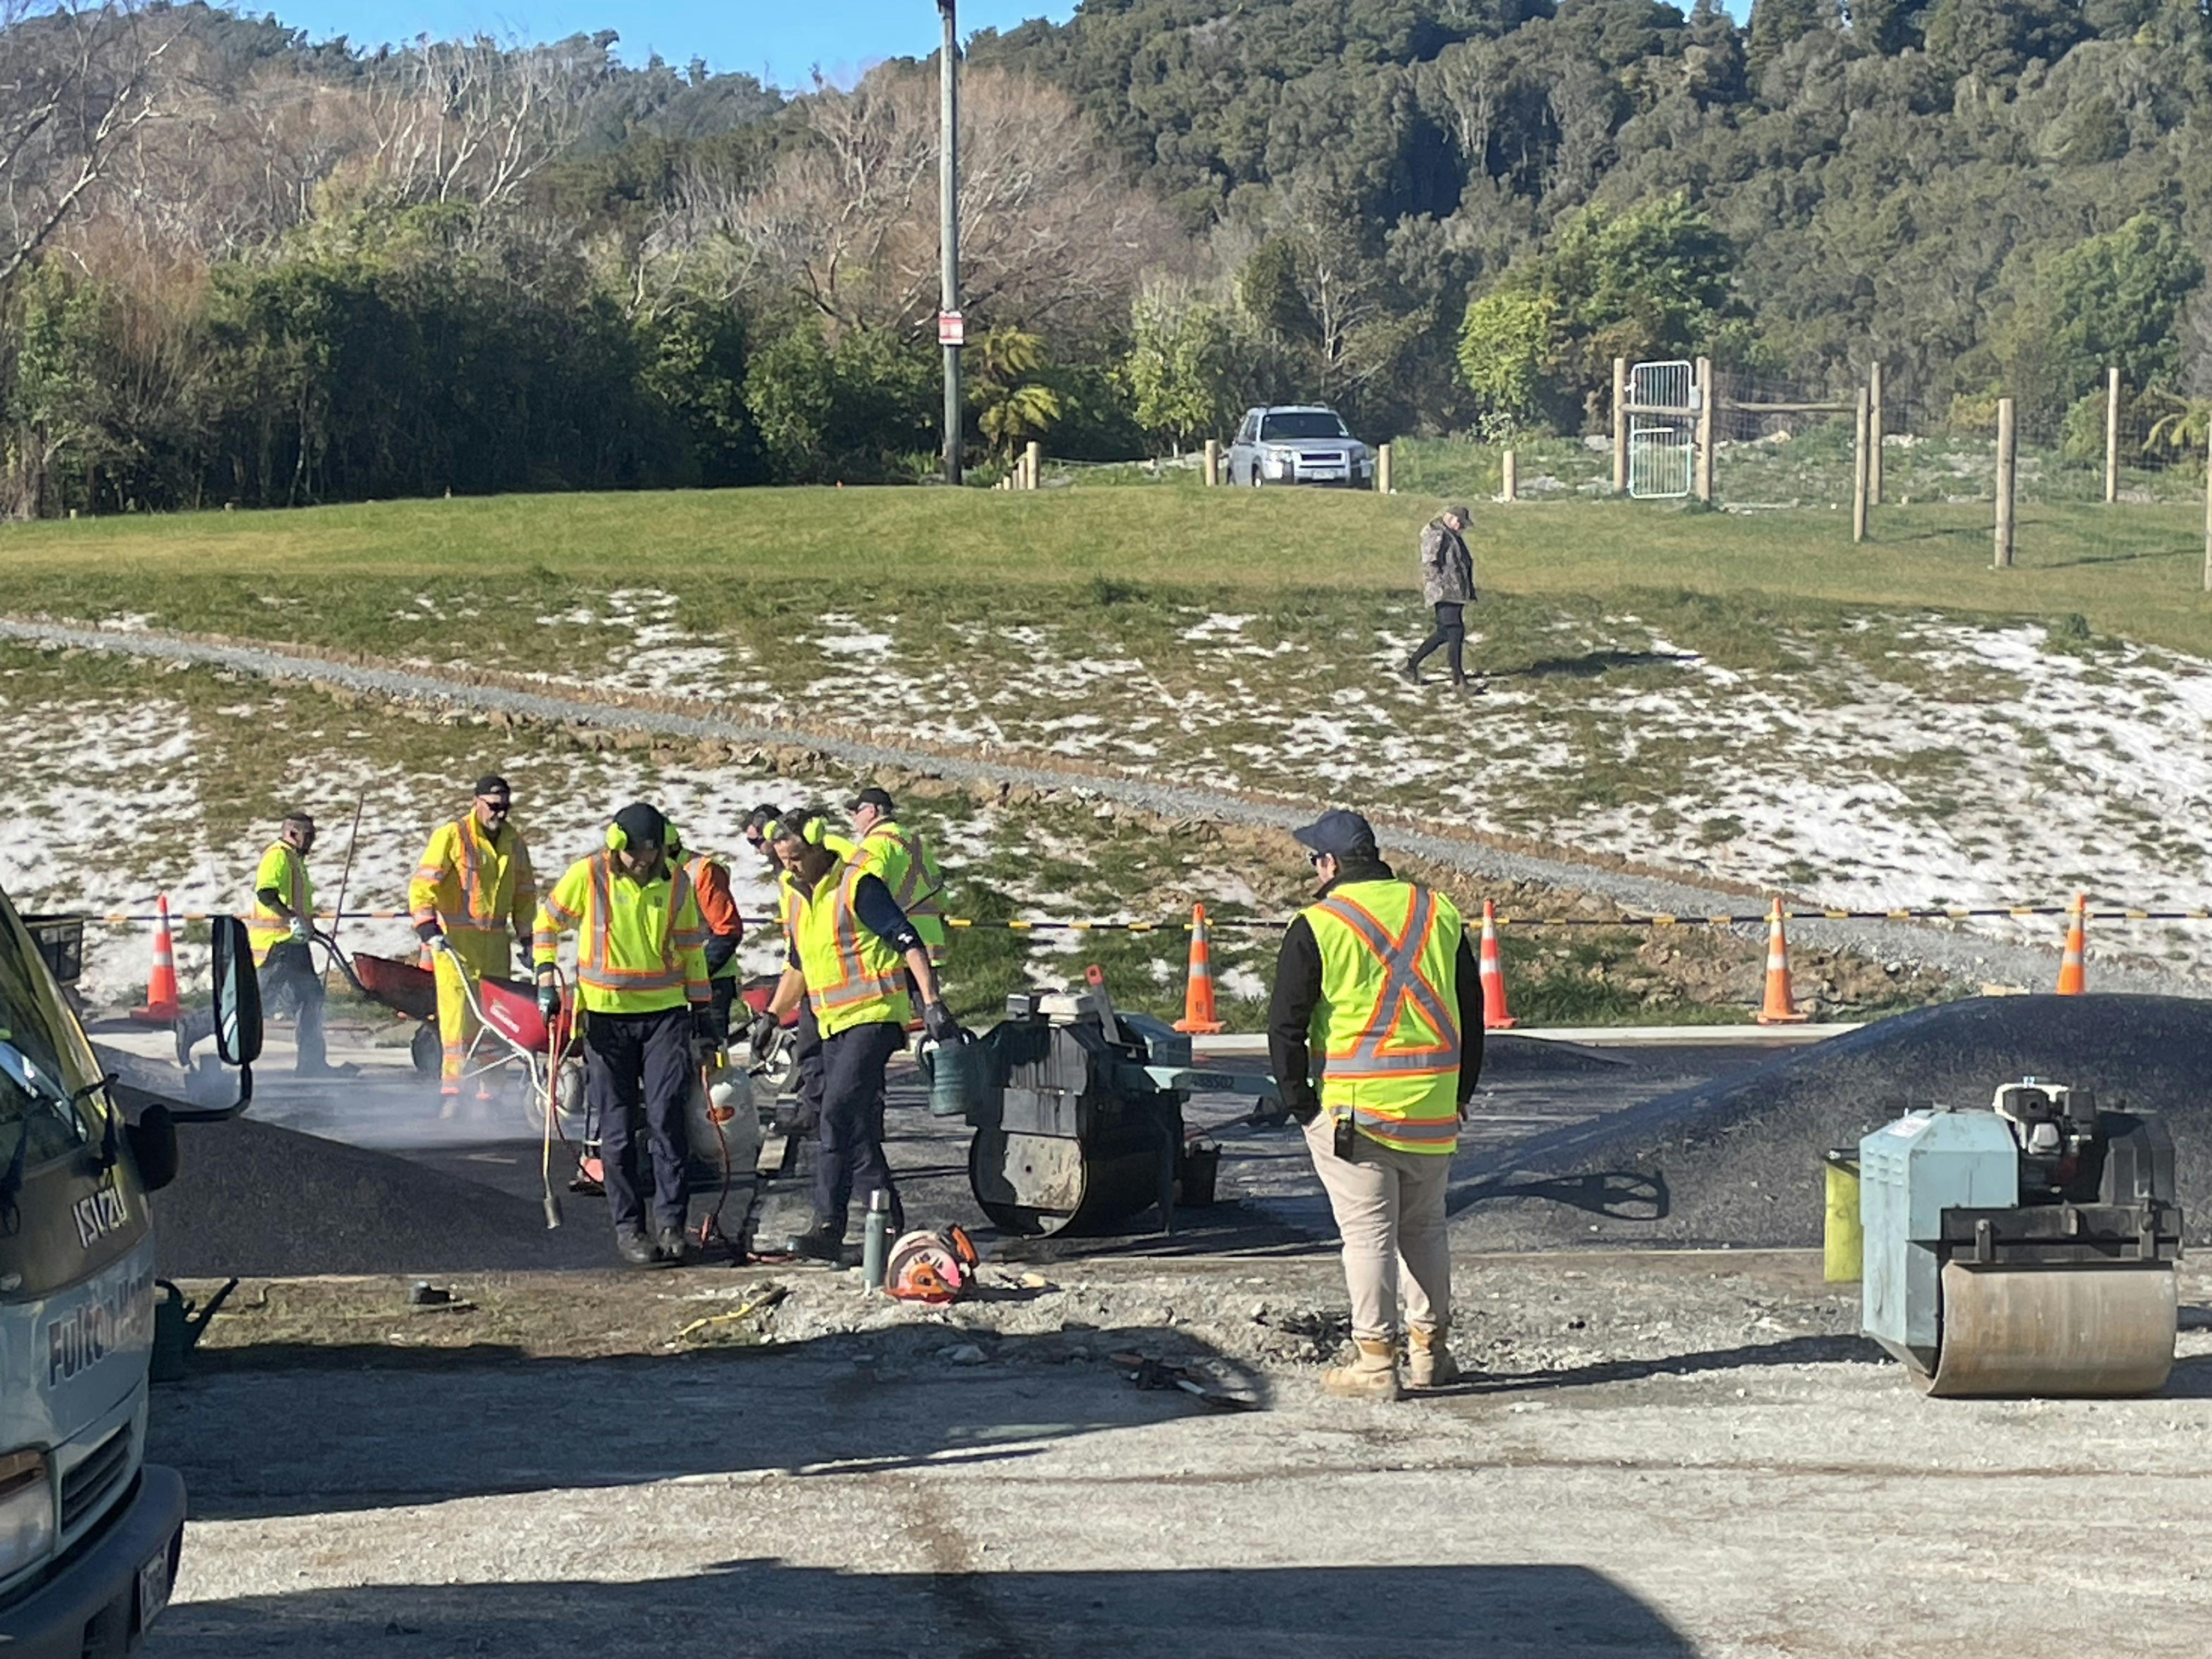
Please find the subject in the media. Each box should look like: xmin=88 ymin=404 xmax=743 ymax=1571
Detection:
xmin=1302 ymin=878 xmax=1464 ymax=1155
xmin=533 ymin=851 xmax=709 ymax=1015
xmin=409 ymin=815 xmax=536 ymax=943
xmin=247 ymin=840 xmax=312 ymax=964
xmin=853 ymin=819 xmax=947 ymax=963
xmin=783 ymin=859 xmax=906 ymax=1039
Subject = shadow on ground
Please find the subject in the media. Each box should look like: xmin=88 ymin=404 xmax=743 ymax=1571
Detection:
xmin=1504 ymin=649 xmax=1701 ymax=680
xmin=1435 ymin=1333 xmax=1885 ymax=1397
xmin=156 ymin=1562 xmax=1701 ymax=1658
xmin=154 ymin=1323 xmax=1269 ymax=1522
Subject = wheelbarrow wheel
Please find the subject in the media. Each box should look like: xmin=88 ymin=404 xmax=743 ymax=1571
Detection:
xmin=410 ymin=1021 xmax=442 ymax=1078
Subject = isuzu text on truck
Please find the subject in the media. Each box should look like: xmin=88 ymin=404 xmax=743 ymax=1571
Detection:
xmin=0 ymin=891 xmax=258 ymax=1656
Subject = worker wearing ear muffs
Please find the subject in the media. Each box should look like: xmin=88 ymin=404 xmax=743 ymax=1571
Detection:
xmin=756 ymin=806 xmax=967 ymax=1261
xmin=533 ymin=801 xmax=713 ymax=1268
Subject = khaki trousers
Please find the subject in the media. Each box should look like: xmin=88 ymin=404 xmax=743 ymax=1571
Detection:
xmin=1304 ymin=1114 xmax=1454 ymax=1342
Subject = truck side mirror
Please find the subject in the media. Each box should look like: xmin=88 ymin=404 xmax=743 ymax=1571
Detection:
xmin=209 ymin=916 xmax=263 ymax=1067
xmin=127 ymin=1103 xmax=178 ymax=1193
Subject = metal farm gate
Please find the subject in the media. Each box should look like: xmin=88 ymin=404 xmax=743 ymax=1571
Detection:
xmin=1628 ymin=359 xmax=1695 ymax=499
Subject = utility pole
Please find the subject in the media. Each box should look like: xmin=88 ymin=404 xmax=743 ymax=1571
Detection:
xmin=936 ymin=0 xmax=962 ymax=486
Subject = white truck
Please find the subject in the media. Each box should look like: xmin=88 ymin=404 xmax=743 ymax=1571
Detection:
xmin=0 ymin=890 xmax=258 ymax=1656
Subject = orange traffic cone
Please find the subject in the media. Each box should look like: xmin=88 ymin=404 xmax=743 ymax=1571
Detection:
xmin=1756 ymin=898 xmax=1808 ymax=1025
xmin=1172 ymin=902 xmax=1226 ymax=1034
xmin=1478 ymin=899 xmax=1516 ymax=1030
xmin=130 ymin=894 xmax=182 ymax=1025
xmin=2056 ymin=894 xmax=2087 ymax=995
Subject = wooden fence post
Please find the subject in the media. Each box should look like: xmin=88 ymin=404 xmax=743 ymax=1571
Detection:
xmin=1994 ymin=397 xmax=2017 ymax=569
xmin=1500 ymin=448 xmax=1517 ymax=503
xmin=1611 ymin=357 xmax=1629 ymax=495
xmin=1203 ymin=438 xmax=1220 ymax=487
xmin=1852 ymin=385 xmax=1870 ymax=545
xmin=2106 ymin=367 xmax=2121 ymax=505
xmin=1867 ymin=361 xmax=1884 ymax=506
xmin=1024 ymin=440 xmax=1041 ymax=490
xmin=1694 ymin=356 xmax=1714 ymax=503
xmin=1377 ymin=443 xmax=1392 ymax=495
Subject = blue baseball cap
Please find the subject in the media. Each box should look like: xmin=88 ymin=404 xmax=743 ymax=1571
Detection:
xmin=1291 ymin=810 xmax=1378 ymax=861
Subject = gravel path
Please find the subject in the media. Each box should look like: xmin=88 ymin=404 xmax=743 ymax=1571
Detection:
xmin=5 ymin=614 xmax=2197 ymax=996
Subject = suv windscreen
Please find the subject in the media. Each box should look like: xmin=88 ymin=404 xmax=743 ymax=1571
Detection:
xmin=0 ymin=909 xmax=97 ymax=1176
xmin=1260 ymin=412 xmax=1348 ymax=441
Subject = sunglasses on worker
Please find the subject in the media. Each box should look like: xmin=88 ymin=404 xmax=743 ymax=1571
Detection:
xmin=477 ymin=795 xmax=511 ymax=815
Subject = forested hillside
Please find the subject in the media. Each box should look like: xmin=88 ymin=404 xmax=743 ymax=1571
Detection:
xmin=2 ymin=0 xmax=2208 ymax=516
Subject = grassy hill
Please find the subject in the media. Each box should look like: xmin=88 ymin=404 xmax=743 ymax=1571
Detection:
xmin=1 ymin=485 xmax=2204 ymax=654
xmin=7 ymin=484 xmax=2212 ymax=986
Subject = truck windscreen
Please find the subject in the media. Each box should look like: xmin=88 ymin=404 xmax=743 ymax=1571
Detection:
xmin=0 ymin=910 xmax=96 ymax=1183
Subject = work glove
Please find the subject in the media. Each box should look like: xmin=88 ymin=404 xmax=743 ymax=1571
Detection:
xmin=921 ymin=1001 xmax=967 ymax=1045
xmin=537 ymin=980 xmax=562 ymax=1026
xmin=414 ymin=919 xmax=445 ymax=946
xmin=692 ymin=1007 xmax=720 ymax=1048
xmin=287 ymin=917 xmax=312 ymax=944
xmin=748 ymin=1011 xmax=785 ymax=1065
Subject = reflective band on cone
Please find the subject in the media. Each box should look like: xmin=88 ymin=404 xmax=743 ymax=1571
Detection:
xmin=129 ymin=893 xmax=182 ymax=1025
xmin=1172 ymin=902 xmax=1226 ymax=1035
xmin=1756 ymin=898 xmax=1808 ymax=1025
xmin=1478 ymin=899 xmax=1515 ymax=1030
xmin=2056 ymin=893 xmax=2087 ymax=995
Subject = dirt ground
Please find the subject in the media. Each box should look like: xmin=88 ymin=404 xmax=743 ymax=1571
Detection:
xmin=152 ymin=1250 xmax=2212 ymax=1659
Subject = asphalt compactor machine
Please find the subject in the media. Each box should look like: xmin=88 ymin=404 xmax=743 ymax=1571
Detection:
xmin=1860 ymin=1079 xmax=2182 ymax=1397
xmin=929 ymin=973 xmax=1280 ymax=1237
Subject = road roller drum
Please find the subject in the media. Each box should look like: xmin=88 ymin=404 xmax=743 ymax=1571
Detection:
xmin=1860 ymin=1079 xmax=2182 ymax=1397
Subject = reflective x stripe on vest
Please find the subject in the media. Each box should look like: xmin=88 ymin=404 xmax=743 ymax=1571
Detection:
xmin=1305 ymin=881 xmax=1462 ymax=1154
xmin=861 ymin=821 xmax=946 ymax=961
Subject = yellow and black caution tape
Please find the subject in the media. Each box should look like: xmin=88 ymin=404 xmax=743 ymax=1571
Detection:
xmin=56 ymin=902 xmax=2212 ymax=931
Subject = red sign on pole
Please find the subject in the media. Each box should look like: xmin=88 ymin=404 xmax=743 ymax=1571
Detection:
xmin=938 ymin=309 xmax=965 ymax=347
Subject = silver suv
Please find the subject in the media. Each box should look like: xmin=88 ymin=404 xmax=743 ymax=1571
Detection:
xmin=1226 ymin=405 xmax=1373 ymax=488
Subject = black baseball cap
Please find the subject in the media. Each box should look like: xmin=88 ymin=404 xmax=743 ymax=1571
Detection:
xmin=1291 ymin=809 xmax=1379 ymax=861
xmin=613 ymin=802 xmax=668 ymax=849
xmin=849 ymin=787 xmax=895 ymax=814
xmin=473 ymin=774 xmax=511 ymax=800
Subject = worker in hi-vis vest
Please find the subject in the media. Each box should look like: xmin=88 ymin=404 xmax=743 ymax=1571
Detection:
xmin=409 ymin=774 xmax=537 ymax=1107
xmin=533 ymin=801 xmax=713 ymax=1269
xmin=742 ymin=800 xmax=855 ymax=1137
xmin=667 ymin=827 xmax=744 ymax=1042
xmin=1268 ymin=809 xmax=1484 ymax=1402
xmin=847 ymin=786 xmax=948 ymax=971
xmin=178 ymin=810 xmax=350 ymax=1077
xmin=753 ymin=806 xmax=965 ymax=1262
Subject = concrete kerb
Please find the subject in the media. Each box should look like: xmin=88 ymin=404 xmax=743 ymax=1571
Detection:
xmin=3 ymin=614 xmax=2198 ymax=1000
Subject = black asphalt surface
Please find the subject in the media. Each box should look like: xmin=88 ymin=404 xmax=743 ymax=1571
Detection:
xmin=122 ymin=1002 xmax=2209 ymax=1275
xmin=1447 ymin=995 xmax=2212 ymax=1250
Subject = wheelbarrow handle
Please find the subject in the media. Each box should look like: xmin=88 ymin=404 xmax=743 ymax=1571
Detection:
xmin=310 ymin=928 xmax=372 ymax=998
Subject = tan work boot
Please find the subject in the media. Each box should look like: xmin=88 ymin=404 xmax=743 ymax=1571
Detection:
xmin=1322 ymin=1337 xmax=1403 ymax=1402
xmin=1407 ymin=1325 xmax=1462 ymax=1389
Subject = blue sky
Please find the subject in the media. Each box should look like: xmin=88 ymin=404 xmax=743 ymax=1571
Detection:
xmin=266 ymin=0 xmax=1750 ymax=90
xmin=267 ymin=0 xmax=1077 ymax=87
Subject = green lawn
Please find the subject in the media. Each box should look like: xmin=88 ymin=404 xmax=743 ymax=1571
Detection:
xmin=1 ymin=484 xmax=2206 ymax=656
